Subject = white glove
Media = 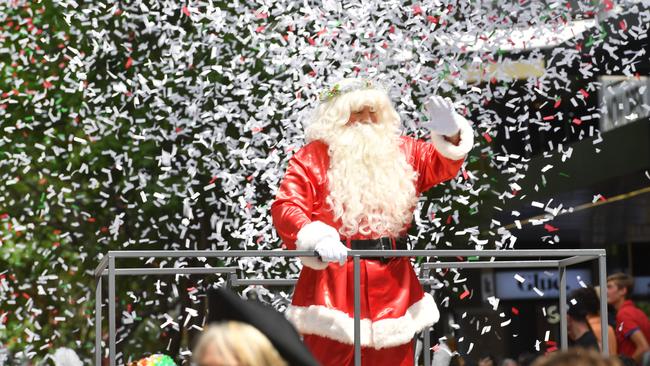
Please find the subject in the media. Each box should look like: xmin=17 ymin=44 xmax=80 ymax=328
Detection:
xmin=423 ymin=96 xmax=462 ymax=136
xmin=314 ymin=237 xmax=349 ymax=265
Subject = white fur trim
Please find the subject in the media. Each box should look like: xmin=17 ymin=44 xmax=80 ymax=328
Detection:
xmin=430 ymin=113 xmax=474 ymax=160
xmin=285 ymin=293 xmax=439 ymax=349
xmin=296 ymin=221 xmax=340 ymax=270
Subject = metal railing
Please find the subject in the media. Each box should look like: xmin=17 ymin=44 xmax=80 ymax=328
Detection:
xmin=93 ymin=249 xmax=608 ymax=366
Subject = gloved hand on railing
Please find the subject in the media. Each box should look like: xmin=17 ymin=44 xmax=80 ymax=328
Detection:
xmin=314 ymin=237 xmax=349 ymax=265
xmin=295 ymin=221 xmax=348 ymax=270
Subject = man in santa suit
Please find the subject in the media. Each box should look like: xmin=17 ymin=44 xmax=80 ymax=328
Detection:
xmin=271 ymin=78 xmax=474 ymax=366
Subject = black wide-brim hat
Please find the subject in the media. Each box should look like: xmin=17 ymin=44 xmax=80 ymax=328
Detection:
xmin=206 ymin=288 xmax=319 ymax=366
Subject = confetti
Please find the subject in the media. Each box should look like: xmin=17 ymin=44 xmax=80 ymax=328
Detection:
xmin=0 ymin=0 xmax=646 ymax=362
xmin=514 ymin=274 xmax=526 ymax=283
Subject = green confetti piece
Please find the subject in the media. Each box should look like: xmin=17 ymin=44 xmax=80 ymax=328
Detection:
xmin=559 ymin=172 xmax=570 ymax=178
xmin=468 ymin=256 xmax=479 ymax=261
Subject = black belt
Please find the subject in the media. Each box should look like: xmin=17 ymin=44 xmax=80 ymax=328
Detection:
xmin=349 ymin=236 xmax=408 ymax=263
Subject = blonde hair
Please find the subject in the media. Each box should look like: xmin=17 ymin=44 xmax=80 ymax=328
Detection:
xmin=193 ymin=321 xmax=288 ymax=366
xmin=305 ymin=81 xmax=417 ymax=237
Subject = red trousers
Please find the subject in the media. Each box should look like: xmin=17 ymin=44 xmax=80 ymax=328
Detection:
xmin=303 ymin=334 xmax=414 ymax=366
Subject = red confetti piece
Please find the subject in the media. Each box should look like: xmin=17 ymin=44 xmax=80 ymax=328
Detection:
xmin=412 ymin=4 xmax=423 ymax=16
xmin=462 ymin=168 xmax=468 ymax=180
xmin=307 ymin=37 xmax=315 ymax=45
xmin=572 ymin=118 xmax=582 ymax=125
xmin=619 ymin=20 xmax=627 ymax=31
xmin=598 ymin=195 xmax=607 ymax=202
xmin=255 ymin=25 xmax=265 ymax=33
xmin=125 ymin=57 xmax=133 ymax=69
xmin=426 ymin=16 xmax=439 ymax=24
xmin=544 ymin=224 xmax=559 ymax=232
xmin=578 ymin=89 xmax=589 ymax=98
xmin=604 ymin=0 xmax=613 ymax=10
xmin=543 ymin=115 xmax=554 ymax=121
xmin=42 ymin=80 xmax=53 ymax=89
xmin=209 ymin=176 xmax=218 ymax=184
xmin=553 ymin=99 xmax=561 ymax=108
xmin=511 ymin=307 xmax=519 ymax=315
xmin=446 ymin=215 xmax=453 ymax=224
xmin=181 ymin=6 xmax=191 ymax=17
xmin=460 ymin=289 xmax=470 ymax=299
xmin=482 ymin=132 xmax=492 ymax=143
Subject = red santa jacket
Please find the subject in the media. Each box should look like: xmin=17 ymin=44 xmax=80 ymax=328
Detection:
xmin=272 ymin=135 xmax=466 ymax=249
xmin=271 ymin=128 xmax=472 ymax=351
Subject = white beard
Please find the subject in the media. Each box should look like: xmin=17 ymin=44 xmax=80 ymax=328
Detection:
xmin=324 ymin=122 xmax=418 ymax=237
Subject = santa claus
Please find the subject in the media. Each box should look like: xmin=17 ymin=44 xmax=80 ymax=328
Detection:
xmin=271 ymin=78 xmax=474 ymax=366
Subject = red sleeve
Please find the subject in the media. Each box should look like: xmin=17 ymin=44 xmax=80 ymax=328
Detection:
xmin=617 ymin=308 xmax=642 ymax=339
xmin=410 ymin=138 xmax=465 ymax=193
xmin=271 ymin=152 xmax=317 ymax=250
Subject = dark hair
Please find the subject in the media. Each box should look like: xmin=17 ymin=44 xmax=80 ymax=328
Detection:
xmin=568 ymin=289 xmax=591 ymax=321
xmin=607 ymin=273 xmax=634 ymax=300
xmin=569 ymin=287 xmax=600 ymax=316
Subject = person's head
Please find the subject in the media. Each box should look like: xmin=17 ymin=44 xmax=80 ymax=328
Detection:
xmin=501 ymin=358 xmax=518 ymax=366
xmin=193 ymin=321 xmax=288 ymax=366
xmin=304 ymin=78 xmax=417 ymax=237
xmin=479 ymin=355 xmax=497 ymax=366
xmin=531 ymin=348 xmax=621 ymax=366
xmin=450 ymin=354 xmax=466 ymax=366
xmin=567 ymin=288 xmax=593 ymax=340
xmin=517 ymin=353 xmax=537 ymax=366
xmin=307 ymin=78 xmax=401 ymax=138
xmin=570 ymin=287 xmax=601 ymax=316
xmin=607 ymin=273 xmax=634 ymax=305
